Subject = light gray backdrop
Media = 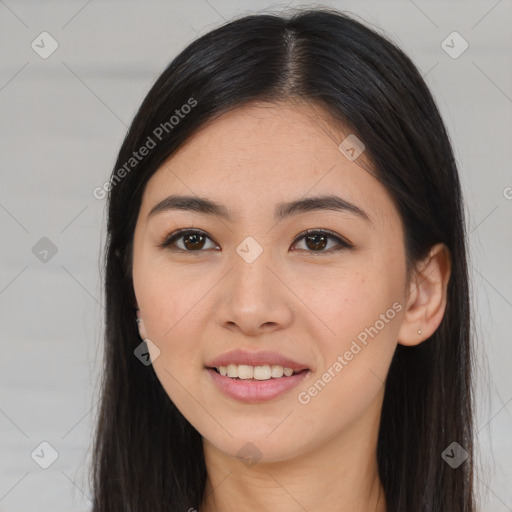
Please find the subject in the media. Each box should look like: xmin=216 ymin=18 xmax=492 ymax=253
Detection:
xmin=1 ymin=1 xmax=511 ymax=511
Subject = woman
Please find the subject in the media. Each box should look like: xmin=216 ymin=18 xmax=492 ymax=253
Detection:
xmin=91 ymin=7 xmax=475 ymax=511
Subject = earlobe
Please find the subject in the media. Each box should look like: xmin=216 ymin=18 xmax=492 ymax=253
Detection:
xmin=136 ymin=308 xmax=148 ymax=340
xmin=397 ymin=243 xmax=451 ymax=346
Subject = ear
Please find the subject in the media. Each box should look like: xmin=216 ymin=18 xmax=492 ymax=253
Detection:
xmin=397 ymin=243 xmax=451 ymax=346
xmin=135 ymin=308 xmax=148 ymax=340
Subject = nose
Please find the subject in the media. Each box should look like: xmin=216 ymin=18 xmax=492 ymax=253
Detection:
xmin=215 ymin=246 xmax=294 ymax=337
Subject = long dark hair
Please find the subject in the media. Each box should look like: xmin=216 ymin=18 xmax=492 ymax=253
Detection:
xmin=90 ymin=7 xmax=475 ymax=511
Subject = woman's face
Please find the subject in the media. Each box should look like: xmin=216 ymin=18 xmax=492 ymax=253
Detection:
xmin=132 ymin=101 xmax=409 ymax=462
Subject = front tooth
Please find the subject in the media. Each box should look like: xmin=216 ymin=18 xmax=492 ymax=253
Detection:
xmin=220 ymin=364 xmax=296 ymax=379
xmin=238 ymin=365 xmax=254 ymax=379
xmin=253 ymin=365 xmax=271 ymax=380
xmin=270 ymin=365 xmax=284 ymax=378
xmin=226 ymin=364 xmax=238 ymax=378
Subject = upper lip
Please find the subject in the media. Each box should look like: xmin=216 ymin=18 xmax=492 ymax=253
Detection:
xmin=205 ymin=349 xmax=310 ymax=372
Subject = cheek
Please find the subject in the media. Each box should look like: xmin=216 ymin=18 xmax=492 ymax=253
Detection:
xmin=136 ymin=258 xmax=202 ymax=331
xmin=137 ymin=267 xmax=216 ymax=432
xmin=133 ymin=259 xmax=209 ymax=370
xmin=308 ymin=265 xmax=400 ymax=338
xmin=138 ymin=267 xmax=206 ymax=410
xmin=305 ymin=264 xmax=402 ymax=388
xmin=294 ymin=275 xmax=400 ymax=436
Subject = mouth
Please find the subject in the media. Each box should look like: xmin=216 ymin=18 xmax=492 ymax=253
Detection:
xmin=205 ymin=365 xmax=311 ymax=403
xmin=204 ymin=350 xmax=311 ymax=402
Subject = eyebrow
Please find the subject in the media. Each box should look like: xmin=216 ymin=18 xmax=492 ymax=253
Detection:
xmin=147 ymin=194 xmax=371 ymax=223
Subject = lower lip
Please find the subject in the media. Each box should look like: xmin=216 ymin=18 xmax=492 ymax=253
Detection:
xmin=205 ymin=368 xmax=310 ymax=403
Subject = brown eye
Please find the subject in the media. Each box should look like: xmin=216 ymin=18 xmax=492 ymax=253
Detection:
xmin=291 ymin=229 xmax=353 ymax=253
xmin=305 ymin=233 xmax=328 ymax=251
xmin=159 ymin=229 xmax=218 ymax=252
xmin=182 ymin=232 xmax=206 ymax=250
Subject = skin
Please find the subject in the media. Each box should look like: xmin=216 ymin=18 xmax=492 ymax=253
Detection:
xmin=132 ymin=101 xmax=451 ymax=512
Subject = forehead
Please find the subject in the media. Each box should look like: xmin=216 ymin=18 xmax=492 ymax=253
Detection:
xmin=139 ymin=101 xmax=399 ymax=229
xmin=164 ymin=101 xmax=355 ymax=176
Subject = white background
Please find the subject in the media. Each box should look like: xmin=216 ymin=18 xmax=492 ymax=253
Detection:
xmin=0 ymin=1 xmax=511 ymax=511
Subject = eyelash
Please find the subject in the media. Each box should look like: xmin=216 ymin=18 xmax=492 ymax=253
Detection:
xmin=157 ymin=228 xmax=354 ymax=254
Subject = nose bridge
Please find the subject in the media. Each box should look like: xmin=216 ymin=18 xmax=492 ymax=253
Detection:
xmin=216 ymin=235 xmax=292 ymax=332
xmin=230 ymin=235 xmax=275 ymax=301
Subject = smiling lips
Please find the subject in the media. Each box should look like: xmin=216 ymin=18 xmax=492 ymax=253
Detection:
xmin=205 ymin=349 xmax=311 ymax=402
